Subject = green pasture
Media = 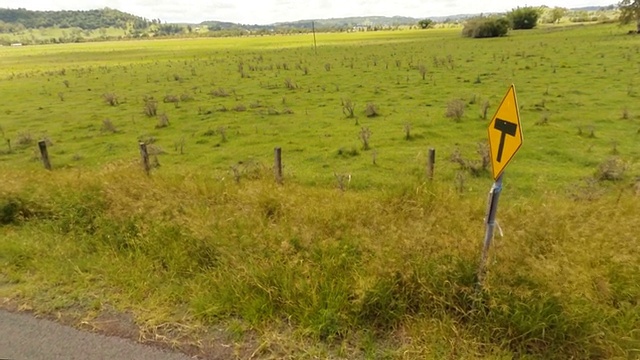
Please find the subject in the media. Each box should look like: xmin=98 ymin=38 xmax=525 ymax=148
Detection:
xmin=1 ymin=24 xmax=640 ymax=359
xmin=0 ymin=24 xmax=638 ymax=193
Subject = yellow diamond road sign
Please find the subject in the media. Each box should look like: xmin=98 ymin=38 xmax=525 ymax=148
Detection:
xmin=488 ymin=85 xmax=523 ymax=181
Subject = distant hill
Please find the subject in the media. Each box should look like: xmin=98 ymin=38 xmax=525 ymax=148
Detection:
xmin=571 ymin=5 xmax=616 ymax=11
xmin=197 ymin=14 xmax=503 ymax=32
xmin=200 ymin=16 xmax=438 ymax=32
xmin=0 ymin=8 xmax=151 ymax=31
xmin=199 ymin=20 xmax=247 ymax=30
xmin=199 ymin=5 xmax=618 ymax=30
xmin=0 ymin=4 xmax=619 ymax=36
xmin=275 ymin=16 xmax=421 ymax=28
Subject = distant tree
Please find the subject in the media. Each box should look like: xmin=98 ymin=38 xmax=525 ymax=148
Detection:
xmin=462 ymin=16 xmax=510 ymax=38
xmin=0 ymin=20 xmax=25 ymax=33
xmin=569 ymin=10 xmax=592 ymax=23
xmin=550 ymin=7 xmax=567 ymax=23
xmin=418 ymin=19 xmax=434 ymax=29
xmin=618 ymin=0 xmax=640 ymax=33
xmin=155 ymin=24 xmax=183 ymax=36
xmin=508 ymin=6 xmax=541 ymax=29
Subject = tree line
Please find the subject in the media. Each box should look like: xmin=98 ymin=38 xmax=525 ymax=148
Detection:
xmin=0 ymin=8 xmax=151 ymax=32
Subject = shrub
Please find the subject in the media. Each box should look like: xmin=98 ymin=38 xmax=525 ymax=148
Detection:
xmin=0 ymin=197 xmax=19 ymax=225
xmin=342 ymin=99 xmax=355 ymax=118
xmin=174 ymin=137 xmax=185 ymax=155
xmin=462 ymin=16 xmax=510 ymax=38
xmin=365 ymin=103 xmax=380 ymax=118
xmin=16 ymin=132 xmax=33 ymax=146
xmin=180 ymin=93 xmax=194 ymax=102
xmin=404 ymin=123 xmax=412 ymax=140
xmin=359 ymin=127 xmax=372 ymax=150
xmin=233 ymin=104 xmax=247 ymax=112
xmin=337 ymin=147 xmax=359 ymax=158
xmin=595 ymin=157 xmax=626 ymax=181
xmin=144 ymin=99 xmax=158 ymax=117
xmin=0 ymin=196 xmax=31 ymax=225
xmin=418 ymin=19 xmax=434 ymax=29
xmin=267 ymin=107 xmax=280 ymax=115
xmin=446 ymin=99 xmax=465 ymax=121
xmin=156 ymin=113 xmax=170 ymax=128
xmin=450 ymin=142 xmax=490 ymax=176
xmin=101 ymin=119 xmax=118 ymax=133
xmin=103 ymin=93 xmax=118 ymax=106
xmin=163 ymin=94 xmax=179 ymax=103
xmin=419 ymin=64 xmax=427 ymax=80
xmin=546 ymin=7 xmax=567 ymax=24
xmin=210 ymin=88 xmax=230 ymax=97
xmin=507 ymin=7 xmax=541 ymax=30
xmin=568 ymin=178 xmax=604 ymax=201
xmin=284 ymin=78 xmax=297 ymax=90
xmin=621 ymin=107 xmax=630 ymax=120
xmin=334 ymin=172 xmax=351 ymax=191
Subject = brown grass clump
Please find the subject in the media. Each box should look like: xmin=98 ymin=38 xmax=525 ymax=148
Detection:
xmin=103 ymin=93 xmax=118 ymax=106
xmin=144 ymin=99 xmax=158 ymax=117
xmin=365 ymin=103 xmax=380 ymax=118
xmin=446 ymin=99 xmax=465 ymax=121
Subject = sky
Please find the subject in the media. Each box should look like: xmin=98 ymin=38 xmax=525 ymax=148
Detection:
xmin=2 ymin=0 xmax=616 ymax=25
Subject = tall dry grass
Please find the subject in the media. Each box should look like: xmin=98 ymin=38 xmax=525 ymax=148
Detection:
xmin=1 ymin=163 xmax=639 ymax=358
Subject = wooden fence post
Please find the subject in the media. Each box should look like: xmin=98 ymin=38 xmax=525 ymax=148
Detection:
xmin=427 ymin=148 xmax=436 ymax=180
xmin=139 ymin=142 xmax=150 ymax=175
xmin=38 ymin=140 xmax=51 ymax=170
xmin=274 ymin=147 xmax=283 ymax=184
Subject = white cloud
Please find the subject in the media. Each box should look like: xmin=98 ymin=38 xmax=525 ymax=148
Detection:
xmin=3 ymin=0 xmax=615 ymax=24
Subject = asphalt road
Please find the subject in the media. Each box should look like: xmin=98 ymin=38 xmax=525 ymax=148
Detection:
xmin=0 ymin=310 xmax=192 ymax=360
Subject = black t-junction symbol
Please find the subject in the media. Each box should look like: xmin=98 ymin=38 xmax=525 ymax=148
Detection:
xmin=494 ymin=118 xmax=518 ymax=163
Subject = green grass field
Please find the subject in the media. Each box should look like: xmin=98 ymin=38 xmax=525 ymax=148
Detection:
xmin=1 ymin=24 xmax=639 ymax=359
xmin=1 ymin=25 xmax=638 ymax=193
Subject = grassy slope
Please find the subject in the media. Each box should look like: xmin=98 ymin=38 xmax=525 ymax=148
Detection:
xmin=1 ymin=24 xmax=640 ymax=359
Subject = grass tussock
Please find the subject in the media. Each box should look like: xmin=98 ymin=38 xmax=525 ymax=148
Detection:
xmin=1 ymin=166 xmax=639 ymax=358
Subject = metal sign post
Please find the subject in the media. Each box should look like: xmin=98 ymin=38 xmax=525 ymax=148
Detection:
xmin=477 ymin=173 xmax=503 ymax=285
